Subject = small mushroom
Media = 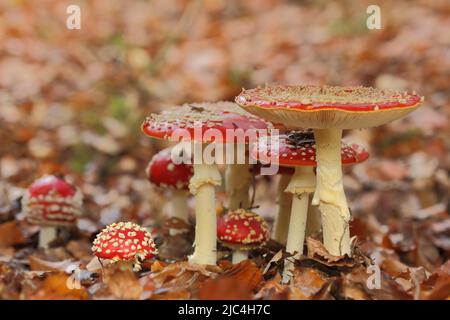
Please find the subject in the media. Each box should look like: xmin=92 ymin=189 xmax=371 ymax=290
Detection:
xmin=237 ymin=84 xmax=423 ymax=256
xmin=22 ymin=175 xmax=82 ymax=248
xmin=92 ymin=222 xmax=158 ymax=271
xmin=252 ymin=130 xmax=369 ymax=283
xmin=217 ymin=209 xmax=269 ymax=264
xmin=146 ymin=147 xmax=193 ymax=224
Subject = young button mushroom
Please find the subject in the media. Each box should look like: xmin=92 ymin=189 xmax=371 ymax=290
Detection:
xmin=142 ymin=102 xmax=271 ymax=265
xmin=92 ymin=222 xmax=157 ymax=271
xmin=252 ymin=131 xmax=369 ymax=283
xmin=22 ymin=175 xmax=82 ymax=249
xmin=146 ymin=147 xmax=193 ymax=223
xmin=237 ymin=85 xmax=423 ymax=256
xmin=217 ymin=209 xmax=269 ymax=264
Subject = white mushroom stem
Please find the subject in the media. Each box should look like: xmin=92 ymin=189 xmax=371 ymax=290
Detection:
xmin=306 ymin=202 xmax=321 ymax=237
xmin=313 ymin=128 xmax=351 ymax=256
xmin=188 ymin=163 xmax=222 ymax=265
xmin=232 ymin=249 xmax=248 ymax=264
xmin=38 ymin=226 xmax=57 ymax=249
xmin=271 ymin=174 xmax=292 ymax=244
xmin=171 ymin=189 xmax=189 ymax=222
xmin=282 ymin=166 xmax=315 ymax=284
xmin=225 ymin=163 xmax=252 ymax=210
xmin=225 ymin=143 xmax=252 ymax=210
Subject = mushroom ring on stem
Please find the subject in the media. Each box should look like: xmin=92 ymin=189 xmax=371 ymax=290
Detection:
xmin=217 ymin=209 xmax=269 ymax=264
xmin=252 ymin=131 xmax=369 ymax=283
xmin=22 ymin=175 xmax=82 ymax=249
xmin=142 ymin=102 xmax=271 ymax=265
xmin=92 ymin=222 xmax=158 ymax=271
xmin=237 ymin=84 xmax=423 ymax=256
xmin=146 ymin=147 xmax=194 ymax=224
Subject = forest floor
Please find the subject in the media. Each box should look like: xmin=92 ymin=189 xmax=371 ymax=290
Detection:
xmin=0 ymin=0 xmax=449 ymax=299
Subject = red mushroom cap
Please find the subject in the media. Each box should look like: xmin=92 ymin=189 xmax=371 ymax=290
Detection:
xmin=22 ymin=175 xmax=82 ymax=227
xmin=217 ymin=209 xmax=270 ymax=250
xmin=142 ymin=102 xmax=274 ymax=143
xmin=92 ymin=222 xmax=158 ymax=263
xmin=251 ymin=131 xmax=369 ymax=167
xmin=146 ymin=148 xmax=193 ymax=191
xmin=236 ymin=85 xmax=424 ymax=129
xmin=237 ymin=85 xmax=422 ymax=112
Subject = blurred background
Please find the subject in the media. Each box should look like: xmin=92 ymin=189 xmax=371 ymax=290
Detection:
xmin=0 ymin=0 xmax=449 ymax=255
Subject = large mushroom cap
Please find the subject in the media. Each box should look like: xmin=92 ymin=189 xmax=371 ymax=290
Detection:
xmin=252 ymin=131 xmax=369 ymax=167
xmin=236 ymin=85 xmax=423 ymax=129
xmin=146 ymin=148 xmax=194 ymax=191
xmin=217 ymin=209 xmax=269 ymax=250
xmin=92 ymin=222 xmax=158 ymax=263
xmin=22 ymin=175 xmax=82 ymax=227
xmin=142 ymin=101 xmax=274 ymax=143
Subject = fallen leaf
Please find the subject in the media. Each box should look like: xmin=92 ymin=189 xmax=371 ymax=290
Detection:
xmin=0 ymin=221 xmax=27 ymax=247
xmin=28 ymin=255 xmax=79 ymax=272
xmin=27 ymin=272 xmax=89 ymax=300
xmin=104 ymin=265 xmax=143 ymax=300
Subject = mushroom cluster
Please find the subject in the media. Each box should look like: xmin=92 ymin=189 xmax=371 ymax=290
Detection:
xmin=142 ymin=102 xmax=272 ymax=265
xmin=136 ymin=83 xmax=423 ymax=278
xmin=237 ymin=84 xmax=423 ymax=257
xmin=252 ymin=130 xmax=369 ymax=283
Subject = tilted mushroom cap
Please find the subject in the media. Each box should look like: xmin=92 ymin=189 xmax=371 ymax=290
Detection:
xmin=251 ymin=131 xmax=369 ymax=167
xmin=217 ymin=209 xmax=270 ymax=250
xmin=92 ymin=222 xmax=158 ymax=263
xmin=146 ymin=148 xmax=194 ymax=191
xmin=236 ymin=85 xmax=424 ymax=129
xmin=22 ymin=175 xmax=82 ymax=227
xmin=142 ymin=101 xmax=274 ymax=143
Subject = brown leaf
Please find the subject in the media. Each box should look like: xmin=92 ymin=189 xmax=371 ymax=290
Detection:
xmin=27 ymin=272 xmax=89 ymax=300
xmin=291 ymin=267 xmax=328 ymax=298
xmin=104 ymin=265 xmax=143 ymax=300
xmin=305 ymin=238 xmax=359 ymax=268
xmin=254 ymin=274 xmax=288 ymax=300
xmin=28 ymin=255 xmax=79 ymax=272
xmin=0 ymin=221 xmax=27 ymax=247
xmin=421 ymin=260 xmax=450 ymax=300
xmin=220 ymin=260 xmax=263 ymax=292
xmin=66 ymin=240 xmax=94 ymax=262
xmin=149 ymin=261 xmax=221 ymax=299
xmin=263 ymin=249 xmax=283 ymax=274
xmin=199 ymin=276 xmax=253 ymax=300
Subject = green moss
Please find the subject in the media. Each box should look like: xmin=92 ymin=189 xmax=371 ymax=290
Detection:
xmin=328 ymin=16 xmax=368 ymax=37
xmin=68 ymin=143 xmax=94 ymax=173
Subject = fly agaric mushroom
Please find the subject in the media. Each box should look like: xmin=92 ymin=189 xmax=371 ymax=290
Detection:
xmin=217 ymin=209 xmax=269 ymax=264
xmin=142 ymin=102 xmax=271 ymax=265
xmin=146 ymin=147 xmax=193 ymax=223
xmin=92 ymin=222 xmax=157 ymax=271
xmin=237 ymin=85 xmax=423 ymax=256
xmin=22 ymin=175 xmax=82 ymax=248
xmin=252 ymin=131 xmax=369 ymax=283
